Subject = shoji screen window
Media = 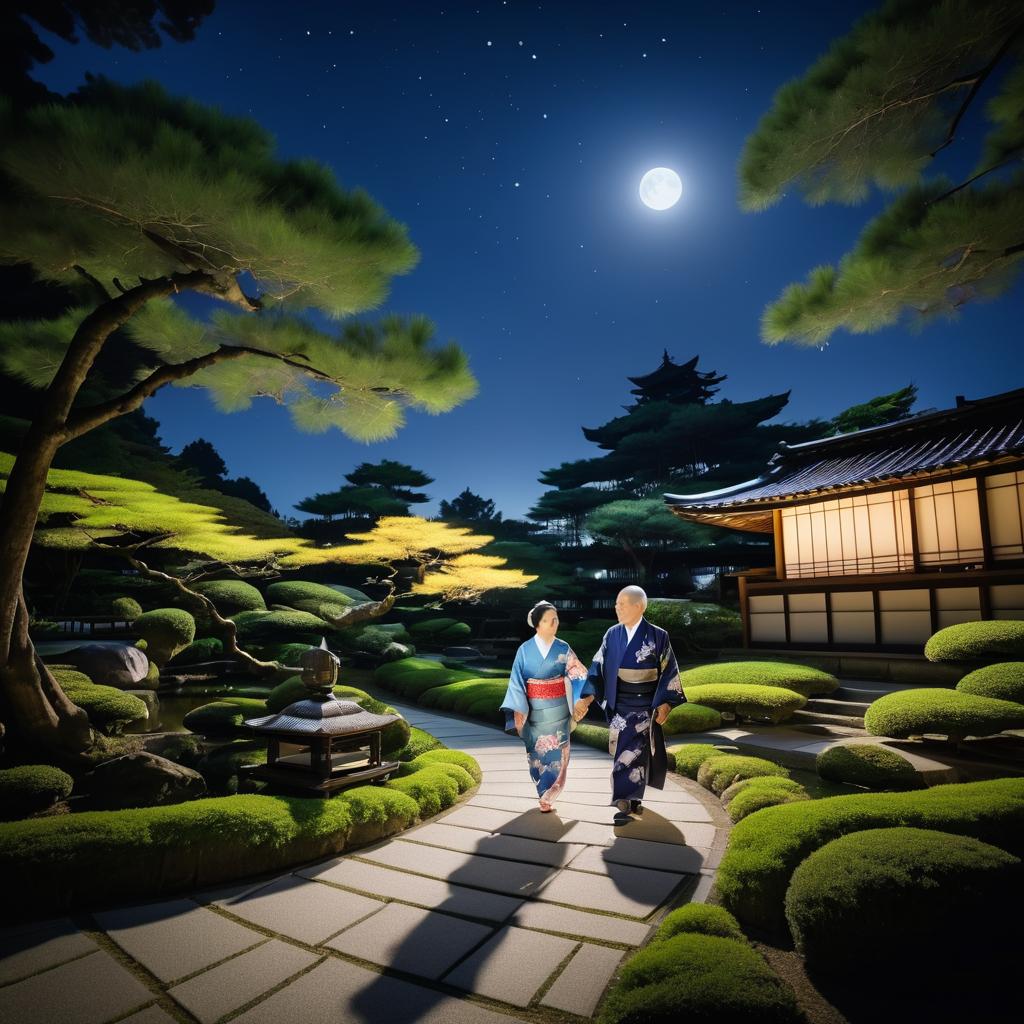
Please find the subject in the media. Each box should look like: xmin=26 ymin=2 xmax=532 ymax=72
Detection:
xmin=985 ymin=471 xmax=1024 ymax=561
xmin=912 ymin=479 xmax=983 ymax=566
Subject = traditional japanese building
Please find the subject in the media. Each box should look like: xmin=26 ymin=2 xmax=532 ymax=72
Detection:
xmin=666 ymin=388 xmax=1024 ymax=650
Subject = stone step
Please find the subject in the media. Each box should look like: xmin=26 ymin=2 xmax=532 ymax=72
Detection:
xmin=835 ymin=682 xmax=941 ymax=702
xmin=806 ymin=697 xmax=872 ymax=717
xmin=790 ymin=720 xmax=869 ymax=738
xmin=792 ymin=709 xmax=866 ymax=729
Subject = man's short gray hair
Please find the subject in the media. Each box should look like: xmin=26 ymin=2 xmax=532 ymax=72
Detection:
xmin=618 ymin=585 xmax=648 ymax=610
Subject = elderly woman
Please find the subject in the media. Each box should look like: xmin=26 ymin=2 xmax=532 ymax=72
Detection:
xmin=500 ymin=601 xmax=595 ymax=811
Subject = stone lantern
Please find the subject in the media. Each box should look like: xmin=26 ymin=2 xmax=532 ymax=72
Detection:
xmin=243 ymin=638 xmax=400 ymax=795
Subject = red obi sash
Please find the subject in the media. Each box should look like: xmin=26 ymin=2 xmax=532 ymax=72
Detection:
xmin=526 ymin=677 xmax=566 ymax=699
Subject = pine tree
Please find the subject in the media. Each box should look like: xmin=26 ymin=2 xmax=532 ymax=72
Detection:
xmin=741 ymin=0 xmax=1024 ymax=346
xmin=439 ymin=488 xmax=501 ymax=524
xmin=0 ymin=79 xmax=475 ymax=757
xmin=829 ymin=384 xmax=919 ymax=435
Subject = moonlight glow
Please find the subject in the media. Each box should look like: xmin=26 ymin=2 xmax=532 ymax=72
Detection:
xmin=639 ymin=167 xmax=682 ymax=210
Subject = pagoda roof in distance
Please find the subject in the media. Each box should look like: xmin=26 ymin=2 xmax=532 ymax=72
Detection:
xmin=665 ymin=387 xmax=1024 ymax=532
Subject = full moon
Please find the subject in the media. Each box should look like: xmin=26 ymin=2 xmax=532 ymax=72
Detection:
xmin=639 ymin=167 xmax=682 ymax=210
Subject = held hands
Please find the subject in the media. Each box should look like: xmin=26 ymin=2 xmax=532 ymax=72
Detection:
xmin=572 ymin=696 xmax=594 ymax=723
xmin=654 ymin=703 xmax=671 ymax=726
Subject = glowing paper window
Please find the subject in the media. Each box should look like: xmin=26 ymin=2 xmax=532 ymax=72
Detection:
xmin=912 ymin=479 xmax=983 ymax=566
xmin=985 ymin=471 xmax=1024 ymax=561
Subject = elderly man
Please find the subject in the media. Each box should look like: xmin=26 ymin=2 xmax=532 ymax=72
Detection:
xmin=587 ymin=586 xmax=685 ymax=826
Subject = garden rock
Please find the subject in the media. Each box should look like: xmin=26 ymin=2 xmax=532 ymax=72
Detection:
xmin=80 ymin=752 xmax=207 ymax=809
xmin=63 ymin=643 xmax=151 ymax=689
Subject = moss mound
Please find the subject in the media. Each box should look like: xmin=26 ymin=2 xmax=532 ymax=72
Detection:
xmin=599 ymin=932 xmax=802 ymax=1024
xmin=0 ymin=765 xmax=75 ymax=820
xmin=785 ymin=827 xmax=1021 ymax=971
xmin=956 ymin=663 xmax=1024 ymax=704
xmin=196 ymin=741 xmax=269 ymax=795
xmin=408 ymin=617 xmax=472 ymax=643
xmin=671 ymin=743 xmax=729 ymax=780
xmin=716 ymin=777 xmax=1024 ymax=934
xmin=110 ymin=596 xmax=142 ymax=620
xmin=864 ymin=687 xmax=1024 ymax=741
xmin=682 ymin=683 xmax=806 ymax=723
xmin=573 ymin=721 xmax=611 ymax=753
xmin=394 ymin=727 xmax=446 ymax=761
xmin=400 ymin=748 xmax=482 ymax=784
xmin=724 ymin=778 xmax=810 ymax=822
xmin=924 ymin=620 xmax=1024 ymax=664
xmin=265 ymin=580 xmax=356 ymax=613
xmin=419 ymin=678 xmax=508 ymax=714
xmin=374 ymin=657 xmax=475 ymax=697
xmin=52 ymin=667 xmax=148 ymax=734
xmin=182 ymin=697 xmax=266 ymax=737
xmin=168 ymin=637 xmax=224 ymax=665
xmin=816 ymin=743 xmax=923 ymax=790
xmin=654 ymin=903 xmax=746 ymax=943
xmin=193 ymin=579 xmax=266 ymax=614
xmin=697 ymin=754 xmax=790 ymax=795
xmin=135 ymin=608 xmax=196 ymax=666
xmin=663 ymin=703 xmax=722 ymax=734
xmin=385 ymin=764 xmax=461 ymax=816
xmin=681 ymin=661 xmax=837 ymax=697
xmin=233 ymin=609 xmax=335 ymax=646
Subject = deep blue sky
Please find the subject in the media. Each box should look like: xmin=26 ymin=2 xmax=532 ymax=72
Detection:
xmin=34 ymin=1 xmax=1023 ymax=519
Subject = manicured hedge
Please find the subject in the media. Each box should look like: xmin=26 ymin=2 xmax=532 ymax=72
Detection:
xmin=134 ymin=608 xmax=196 ymax=666
xmin=385 ymin=764 xmax=460 ymax=816
xmin=681 ymin=661 xmax=838 ymax=698
xmin=168 ymin=637 xmax=224 ymax=665
xmin=573 ymin=721 xmax=612 ymax=753
xmin=682 ymin=684 xmax=806 ymax=723
xmin=924 ymin=620 xmax=1024 ymax=664
xmin=864 ymin=687 xmax=1024 ymax=741
xmin=956 ymin=663 xmax=1024 ymax=704
xmin=0 ymin=765 xmax=75 ymax=820
xmin=393 ymin=726 xmax=446 ymax=761
xmin=196 ymin=741 xmax=268 ymax=795
xmin=265 ymin=580 xmax=356 ymax=612
xmin=233 ymin=609 xmax=335 ymax=646
xmin=716 ymin=777 xmax=1024 ymax=934
xmin=408 ymin=617 xmax=472 ymax=643
xmin=400 ymin=748 xmax=483 ymax=784
xmin=598 ymin=932 xmax=801 ymax=1024
xmin=784 ymin=827 xmax=1021 ymax=970
xmin=653 ymin=903 xmax=746 ymax=943
xmin=671 ymin=743 xmax=730 ymax=780
xmin=419 ymin=679 xmax=508 ymax=715
xmin=663 ymin=703 xmax=722 ymax=734
xmin=110 ymin=596 xmax=143 ymax=620
xmin=645 ymin=600 xmax=744 ymax=653
xmin=375 ymin=657 xmax=478 ymax=698
xmin=816 ymin=743 xmax=923 ymax=790
xmin=52 ymin=667 xmax=148 ymax=734
xmin=723 ymin=778 xmax=810 ymax=823
xmin=697 ymin=755 xmax=790 ymax=796
xmin=193 ymin=579 xmax=266 ymax=614
xmin=182 ymin=697 xmax=267 ymax=737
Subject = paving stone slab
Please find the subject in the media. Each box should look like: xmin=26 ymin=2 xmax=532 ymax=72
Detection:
xmin=297 ymin=857 xmax=523 ymax=922
xmin=443 ymin=925 xmax=577 ymax=1007
xmin=327 ymin=903 xmax=492 ymax=980
xmin=553 ymin=787 xmax=697 ymax=808
xmin=439 ymin=803 xmax=537 ymax=833
xmin=405 ymin=822 xmax=585 ymax=867
xmin=509 ymin=901 xmax=650 ymax=945
xmin=357 ymin=840 xmax=556 ymax=898
xmin=0 ymin=949 xmax=153 ymax=1024
xmin=477 ymin=782 xmax=548 ymax=798
xmin=0 ymin=918 xmax=97 ymax=986
xmin=119 ymin=1007 xmax=179 ymax=1024
xmin=560 ymin=778 xmax=693 ymax=801
xmin=96 ymin=899 xmax=262 ymax=983
xmin=539 ymin=865 xmax=685 ymax=918
xmin=168 ymin=939 xmax=317 ymax=1024
xmin=230 ymin=953 xmax=514 ymax=1024
xmin=540 ymin=943 xmax=623 ymax=1017
xmin=569 ymin=841 xmax=705 ymax=876
xmin=216 ymin=875 xmax=384 ymax=945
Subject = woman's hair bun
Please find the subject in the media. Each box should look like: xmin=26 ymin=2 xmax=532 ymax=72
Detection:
xmin=527 ymin=600 xmax=556 ymax=628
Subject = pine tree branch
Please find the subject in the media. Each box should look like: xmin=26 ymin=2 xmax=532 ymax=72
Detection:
xmin=926 ymin=143 xmax=1024 ymax=206
xmin=929 ymin=29 xmax=1021 ymax=159
xmin=71 ymin=265 xmax=111 ymax=302
xmin=62 ymin=344 xmax=345 ymax=442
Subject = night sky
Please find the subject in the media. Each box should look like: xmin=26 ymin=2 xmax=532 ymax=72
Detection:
xmin=32 ymin=1 xmax=1023 ymax=520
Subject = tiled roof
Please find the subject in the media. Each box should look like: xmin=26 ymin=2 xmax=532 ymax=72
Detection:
xmin=665 ymin=388 xmax=1024 ymax=523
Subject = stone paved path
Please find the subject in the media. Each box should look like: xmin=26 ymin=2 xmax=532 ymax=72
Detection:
xmin=0 ymin=701 xmax=730 ymax=1024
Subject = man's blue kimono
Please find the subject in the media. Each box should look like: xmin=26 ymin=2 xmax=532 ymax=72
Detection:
xmin=586 ymin=618 xmax=685 ymax=803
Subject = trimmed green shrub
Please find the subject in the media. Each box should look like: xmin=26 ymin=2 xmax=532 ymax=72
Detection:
xmin=785 ymin=827 xmax=1021 ymax=971
xmin=654 ymin=903 xmax=746 ymax=943
xmin=234 ymin=609 xmax=334 ymax=646
xmin=394 ymin=727 xmax=446 ymax=761
xmin=401 ymin=761 xmax=475 ymax=794
xmin=682 ymin=684 xmax=806 ymax=723
xmin=724 ymin=779 xmax=810 ymax=822
xmin=400 ymin=748 xmax=482 ymax=784
xmin=957 ymin=662 xmax=1024 ymax=704
xmin=716 ymin=777 xmax=1024 ymax=934
xmin=924 ymin=620 xmax=1024 ymax=664
xmin=341 ymin=786 xmax=420 ymax=845
xmin=110 ymin=596 xmax=143 ymax=620
xmin=720 ymin=776 xmax=808 ymax=808
xmin=255 ymin=641 xmax=316 ymax=666
xmin=193 ymin=580 xmax=266 ymax=615
xmin=663 ymin=703 xmax=722 ymax=734
xmin=598 ymin=932 xmax=802 ymax=1024
xmin=196 ymin=741 xmax=269 ymax=795
xmin=680 ymin=661 xmax=838 ymax=698
xmin=370 ymin=621 xmax=413 ymax=643
xmin=864 ymin=687 xmax=1024 ymax=741
xmin=408 ymin=617 xmax=472 ymax=644
xmin=646 ymin=599 xmax=744 ymax=652
xmin=52 ymin=668 xmax=148 ymax=734
xmin=266 ymin=580 xmax=356 ymax=612
xmin=573 ymin=721 xmax=611 ymax=753
xmin=816 ymin=743 xmax=923 ymax=790
xmin=135 ymin=608 xmax=196 ymax=667
xmin=375 ymin=657 xmax=476 ymax=697
xmin=168 ymin=637 xmax=224 ymax=666
xmin=0 ymin=765 xmax=75 ymax=820
xmin=419 ymin=678 xmax=508 ymax=714
xmin=697 ymin=755 xmax=790 ymax=796
xmin=182 ymin=697 xmax=266 ymax=737
xmin=671 ymin=743 xmax=728 ymax=780
xmin=385 ymin=764 xmax=460 ymax=816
